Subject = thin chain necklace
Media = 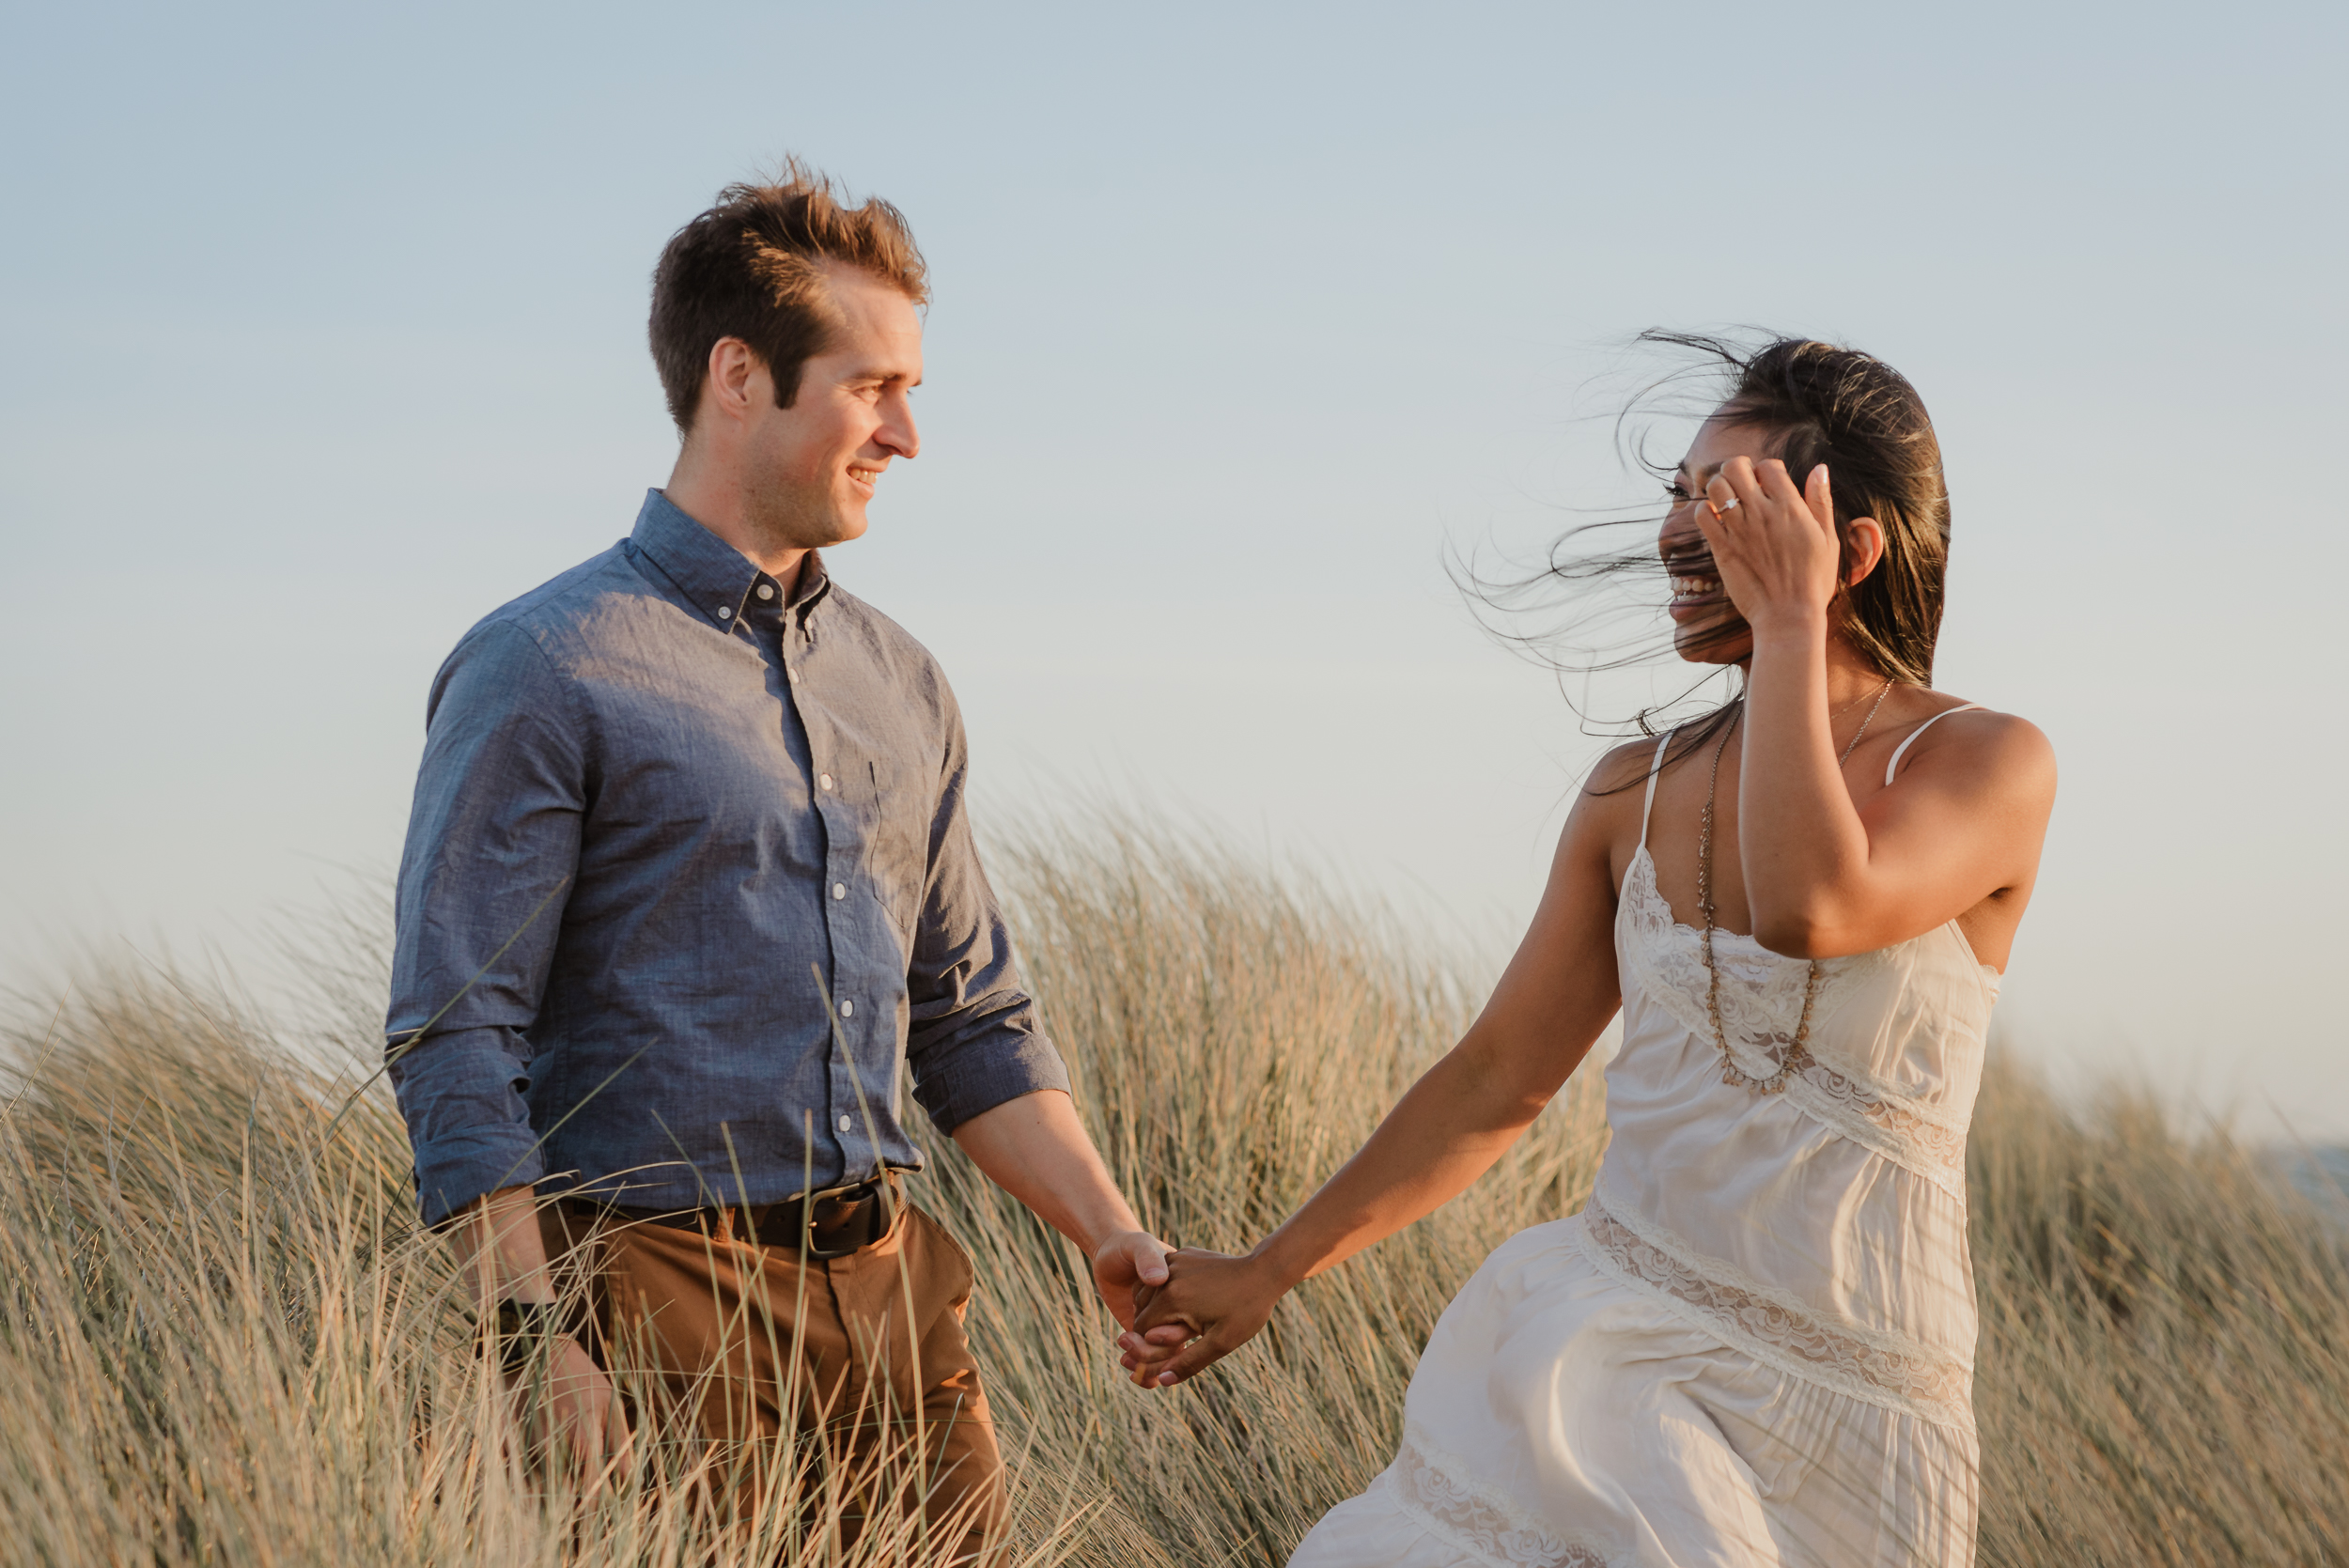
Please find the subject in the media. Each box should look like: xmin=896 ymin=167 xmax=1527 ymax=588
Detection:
xmin=1829 ymin=678 xmax=1892 ymax=720
xmin=1696 ymin=680 xmax=1894 ymax=1094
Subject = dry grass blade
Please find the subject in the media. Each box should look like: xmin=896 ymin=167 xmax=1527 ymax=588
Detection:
xmin=0 ymin=817 xmax=2341 ymax=1563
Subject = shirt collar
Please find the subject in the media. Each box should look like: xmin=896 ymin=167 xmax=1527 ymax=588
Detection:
xmin=628 ymin=489 xmax=832 ymax=629
xmin=789 ymin=550 xmax=833 ymax=619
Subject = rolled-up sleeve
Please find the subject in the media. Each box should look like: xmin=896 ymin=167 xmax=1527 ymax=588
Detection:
xmin=386 ymin=620 xmax=584 ymax=1226
xmin=902 ymin=700 xmax=1070 ymax=1133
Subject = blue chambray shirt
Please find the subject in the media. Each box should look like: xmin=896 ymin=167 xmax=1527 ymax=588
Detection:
xmin=385 ymin=490 xmax=1068 ymax=1227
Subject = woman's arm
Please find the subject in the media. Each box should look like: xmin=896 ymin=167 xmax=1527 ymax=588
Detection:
xmin=1119 ymin=768 xmax=1635 ymax=1387
xmin=1703 ymin=458 xmax=2057 ymax=958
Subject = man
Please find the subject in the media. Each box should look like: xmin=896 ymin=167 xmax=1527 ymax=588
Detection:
xmin=385 ymin=165 xmax=1171 ymax=1557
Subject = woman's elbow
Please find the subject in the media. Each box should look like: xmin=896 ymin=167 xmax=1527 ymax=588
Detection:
xmin=1445 ymin=1033 xmax=1570 ymax=1126
xmin=1752 ymin=909 xmax=1836 ymax=959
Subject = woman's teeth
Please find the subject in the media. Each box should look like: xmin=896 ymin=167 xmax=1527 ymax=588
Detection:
xmin=1670 ymin=576 xmax=1719 ymax=599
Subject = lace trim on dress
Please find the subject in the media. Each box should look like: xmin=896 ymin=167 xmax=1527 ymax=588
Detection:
xmin=1783 ymin=1062 xmax=1968 ymax=1201
xmin=1574 ymin=1195 xmax=1975 ymax=1430
xmin=1386 ymin=1423 xmax=1620 ymax=1568
xmin=1617 ymin=849 xmax=1969 ymax=1200
xmin=1620 ymin=848 xmax=1788 ymax=1045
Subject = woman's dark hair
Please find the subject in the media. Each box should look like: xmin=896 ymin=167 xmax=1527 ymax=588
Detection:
xmin=1471 ymin=331 xmax=1952 ymax=786
xmin=1702 ymin=334 xmax=1950 ymax=688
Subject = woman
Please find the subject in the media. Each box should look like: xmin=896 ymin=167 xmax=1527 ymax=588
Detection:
xmin=1119 ymin=338 xmax=2056 ymax=1566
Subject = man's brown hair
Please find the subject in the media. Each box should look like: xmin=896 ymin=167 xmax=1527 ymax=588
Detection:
xmin=648 ymin=161 xmax=929 ymax=432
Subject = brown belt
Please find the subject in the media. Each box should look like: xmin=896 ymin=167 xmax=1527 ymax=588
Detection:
xmin=568 ymin=1172 xmax=903 ymax=1260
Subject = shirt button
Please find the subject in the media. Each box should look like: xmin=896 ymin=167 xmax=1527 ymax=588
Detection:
xmin=716 ymin=606 xmax=732 ymax=619
xmin=756 ymin=583 xmax=776 ymax=600
xmin=837 ymin=1113 xmax=852 ymax=1133
xmin=818 ymin=773 xmax=834 ymax=791
xmin=788 ymin=668 xmax=802 ymax=684
xmin=839 ymin=999 xmax=855 ymax=1017
xmin=831 ymin=882 xmax=846 ymax=900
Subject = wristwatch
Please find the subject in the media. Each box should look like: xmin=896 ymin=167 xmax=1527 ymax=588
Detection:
xmin=486 ymin=1297 xmax=591 ymax=1376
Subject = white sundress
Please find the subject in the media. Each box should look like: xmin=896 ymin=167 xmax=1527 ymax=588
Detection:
xmin=1291 ymin=710 xmax=1998 ymax=1568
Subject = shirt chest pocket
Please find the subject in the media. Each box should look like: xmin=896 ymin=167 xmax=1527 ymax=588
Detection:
xmin=850 ymin=757 xmax=933 ymax=944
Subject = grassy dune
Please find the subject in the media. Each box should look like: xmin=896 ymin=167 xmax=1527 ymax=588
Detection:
xmin=1 ymin=825 xmax=2342 ymax=1565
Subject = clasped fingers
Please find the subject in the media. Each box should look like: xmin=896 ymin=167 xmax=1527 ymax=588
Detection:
xmin=1112 ymin=1245 xmax=1287 ymax=1389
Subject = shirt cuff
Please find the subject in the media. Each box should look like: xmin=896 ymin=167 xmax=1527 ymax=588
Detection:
xmin=386 ymin=1024 xmax=550 ymax=1227
xmin=910 ymin=1026 xmax=1073 ymax=1135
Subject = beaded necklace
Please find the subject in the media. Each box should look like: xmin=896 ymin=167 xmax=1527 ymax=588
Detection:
xmin=1695 ymin=681 xmax=1893 ymax=1094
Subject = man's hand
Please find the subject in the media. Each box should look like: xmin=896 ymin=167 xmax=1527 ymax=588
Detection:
xmin=1090 ymin=1227 xmax=1178 ymax=1332
xmin=950 ymin=1091 xmax=1178 ymax=1343
xmin=1115 ymin=1246 xmax=1290 ymax=1389
xmin=511 ymin=1335 xmax=630 ymax=1484
xmin=455 ymin=1188 xmax=630 ymax=1485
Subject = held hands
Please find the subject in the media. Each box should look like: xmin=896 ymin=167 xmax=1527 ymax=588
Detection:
xmin=1090 ymin=1227 xmax=1177 ymax=1331
xmin=1113 ymin=1246 xmax=1292 ymax=1389
xmin=1695 ymin=458 xmax=1867 ymax=640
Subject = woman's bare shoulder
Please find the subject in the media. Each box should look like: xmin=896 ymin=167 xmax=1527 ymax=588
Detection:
xmin=1890 ymin=696 xmax=2057 ymax=794
xmin=1554 ymin=737 xmax=1669 ymax=875
xmin=1585 ymin=736 xmax=1669 ymax=799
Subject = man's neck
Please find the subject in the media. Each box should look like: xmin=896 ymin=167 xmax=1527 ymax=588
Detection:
xmin=661 ymin=463 xmax=808 ymax=597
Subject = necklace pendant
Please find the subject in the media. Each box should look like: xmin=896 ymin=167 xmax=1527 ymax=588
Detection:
xmin=1694 ymin=701 xmax=1832 ymax=1105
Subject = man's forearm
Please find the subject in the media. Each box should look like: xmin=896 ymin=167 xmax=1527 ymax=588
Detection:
xmin=452 ymin=1185 xmax=555 ymax=1309
xmin=949 ymin=1089 xmax=1142 ymax=1255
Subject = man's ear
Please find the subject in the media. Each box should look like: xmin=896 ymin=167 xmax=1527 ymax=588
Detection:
xmin=1843 ymin=516 xmax=1887 ymax=587
xmin=700 ymin=337 xmax=766 ymax=426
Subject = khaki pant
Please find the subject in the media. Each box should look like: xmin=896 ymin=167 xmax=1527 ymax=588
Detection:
xmin=540 ymin=1197 xmax=1007 ymax=1560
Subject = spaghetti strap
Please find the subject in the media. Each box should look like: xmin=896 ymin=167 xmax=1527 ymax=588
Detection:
xmin=1883 ymin=704 xmax=1986 ymax=786
xmin=1639 ymin=731 xmax=1674 ymax=849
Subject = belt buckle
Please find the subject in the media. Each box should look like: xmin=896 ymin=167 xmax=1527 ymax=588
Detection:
xmin=796 ymin=1172 xmax=899 ymax=1259
xmin=799 ymin=1224 xmax=863 ymax=1261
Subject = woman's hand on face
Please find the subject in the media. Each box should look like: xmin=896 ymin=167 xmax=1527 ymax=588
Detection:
xmin=1698 ymin=458 xmax=1845 ymax=641
xmin=1114 ymin=1247 xmax=1290 ymax=1389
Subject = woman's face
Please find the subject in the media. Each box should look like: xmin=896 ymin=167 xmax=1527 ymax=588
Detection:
xmin=1658 ymin=411 xmax=1775 ymax=665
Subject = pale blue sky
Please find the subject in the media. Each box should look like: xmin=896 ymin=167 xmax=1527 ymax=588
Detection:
xmin=4 ymin=2 xmax=2343 ymax=1133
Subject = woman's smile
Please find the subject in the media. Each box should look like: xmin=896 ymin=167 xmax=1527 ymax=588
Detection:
xmin=1669 ymin=572 xmax=1721 ymax=607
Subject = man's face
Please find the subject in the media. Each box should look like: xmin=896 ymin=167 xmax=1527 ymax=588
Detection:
xmin=739 ymin=263 xmax=924 ymax=551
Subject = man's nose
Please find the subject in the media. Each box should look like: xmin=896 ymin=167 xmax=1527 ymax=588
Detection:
xmin=881 ymin=395 xmax=920 ymax=459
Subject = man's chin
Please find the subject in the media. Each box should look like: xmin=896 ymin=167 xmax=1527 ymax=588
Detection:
xmin=807 ymin=505 xmax=869 ymax=549
xmin=742 ymin=493 xmax=866 ymax=553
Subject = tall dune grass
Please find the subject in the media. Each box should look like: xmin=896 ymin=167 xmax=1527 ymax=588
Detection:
xmin=1 ymin=823 xmax=2342 ymax=1565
